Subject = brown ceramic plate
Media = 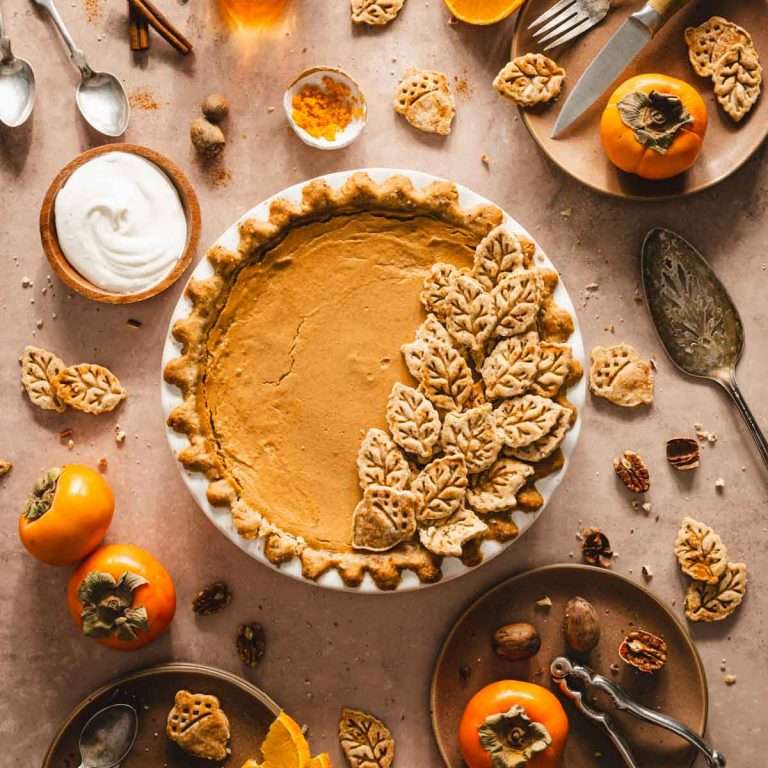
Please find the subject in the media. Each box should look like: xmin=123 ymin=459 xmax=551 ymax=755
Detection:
xmin=41 ymin=662 xmax=278 ymax=768
xmin=39 ymin=144 xmax=201 ymax=304
xmin=431 ymin=564 xmax=708 ymax=768
xmin=512 ymin=0 xmax=768 ymax=199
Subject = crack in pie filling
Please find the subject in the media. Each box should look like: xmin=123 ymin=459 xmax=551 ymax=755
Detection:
xmin=165 ymin=173 xmax=582 ymax=589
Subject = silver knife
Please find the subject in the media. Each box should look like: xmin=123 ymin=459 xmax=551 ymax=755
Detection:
xmin=552 ymin=0 xmax=693 ymax=138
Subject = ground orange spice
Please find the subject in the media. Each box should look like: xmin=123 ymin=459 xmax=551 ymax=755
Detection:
xmin=291 ymin=76 xmax=362 ymax=141
xmin=129 ymin=88 xmax=161 ymax=111
xmin=84 ymin=0 xmax=102 ymax=23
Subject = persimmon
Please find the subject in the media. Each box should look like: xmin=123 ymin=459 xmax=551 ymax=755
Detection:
xmin=19 ymin=465 xmax=114 ymax=566
xmin=459 ymin=680 xmax=569 ymax=768
xmin=443 ymin=0 xmax=524 ymax=25
xmin=600 ymin=74 xmax=707 ymax=180
xmin=67 ymin=544 xmax=176 ymax=651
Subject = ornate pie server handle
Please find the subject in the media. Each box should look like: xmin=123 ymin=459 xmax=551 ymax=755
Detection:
xmin=551 ymin=657 xmax=726 ymax=768
xmin=718 ymin=372 xmax=768 ymax=471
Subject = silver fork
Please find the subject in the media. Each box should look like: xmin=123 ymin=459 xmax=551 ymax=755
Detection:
xmin=528 ymin=0 xmax=610 ymax=51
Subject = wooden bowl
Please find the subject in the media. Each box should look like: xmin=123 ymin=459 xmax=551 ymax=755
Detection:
xmin=39 ymin=143 xmax=201 ymax=304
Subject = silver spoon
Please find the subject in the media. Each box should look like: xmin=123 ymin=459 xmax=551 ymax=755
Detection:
xmin=77 ymin=703 xmax=138 ymax=768
xmin=642 ymin=227 xmax=768 ymax=470
xmin=0 ymin=3 xmax=36 ymax=127
xmin=31 ymin=0 xmax=129 ymax=136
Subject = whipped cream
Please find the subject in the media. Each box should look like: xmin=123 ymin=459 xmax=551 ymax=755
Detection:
xmin=54 ymin=151 xmax=187 ymax=294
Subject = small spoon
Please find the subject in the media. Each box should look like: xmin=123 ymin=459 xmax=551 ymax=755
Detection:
xmin=31 ymin=0 xmax=129 ymax=136
xmin=77 ymin=703 xmax=138 ymax=768
xmin=0 ymin=3 xmax=36 ymax=127
xmin=642 ymin=227 xmax=768 ymax=470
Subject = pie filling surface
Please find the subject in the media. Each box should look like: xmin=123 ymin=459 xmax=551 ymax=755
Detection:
xmin=204 ymin=212 xmax=479 ymax=551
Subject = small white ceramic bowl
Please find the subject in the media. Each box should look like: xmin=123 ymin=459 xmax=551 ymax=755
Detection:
xmin=283 ymin=66 xmax=367 ymax=150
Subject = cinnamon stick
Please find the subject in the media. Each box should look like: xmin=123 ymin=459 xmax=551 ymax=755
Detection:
xmin=128 ymin=2 xmax=150 ymax=51
xmin=129 ymin=0 xmax=192 ymax=55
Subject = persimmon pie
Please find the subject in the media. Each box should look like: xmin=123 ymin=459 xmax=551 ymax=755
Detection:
xmin=165 ymin=173 xmax=581 ymax=589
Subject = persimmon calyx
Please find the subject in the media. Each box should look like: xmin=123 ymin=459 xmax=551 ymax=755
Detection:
xmin=78 ymin=570 xmax=149 ymax=641
xmin=617 ymin=90 xmax=693 ymax=154
xmin=22 ymin=467 xmax=63 ymax=521
xmin=478 ymin=705 xmax=552 ymax=768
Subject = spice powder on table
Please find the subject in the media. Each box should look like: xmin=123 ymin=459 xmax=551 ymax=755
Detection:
xmin=291 ymin=76 xmax=363 ymax=140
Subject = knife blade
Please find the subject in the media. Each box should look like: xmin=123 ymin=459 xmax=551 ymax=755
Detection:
xmin=551 ymin=0 xmax=691 ymax=138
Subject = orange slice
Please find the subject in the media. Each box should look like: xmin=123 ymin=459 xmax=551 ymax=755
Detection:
xmin=307 ymin=755 xmax=332 ymax=768
xmin=261 ymin=712 xmax=311 ymax=768
xmin=443 ymin=0 xmax=524 ymax=25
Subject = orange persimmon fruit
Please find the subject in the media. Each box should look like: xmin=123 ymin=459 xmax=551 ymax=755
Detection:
xmin=442 ymin=0 xmax=524 ymax=25
xmin=459 ymin=680 xmax=569 ymax=768
xmin=600 ymin=73 xmax=707 ymax=180
xmin=67 ymin=543 xmax=176 ymax=651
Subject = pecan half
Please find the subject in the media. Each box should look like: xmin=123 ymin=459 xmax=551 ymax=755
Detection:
xmin=619 ymin=629 xmax=668 ymax=673
xmin=581 ymin=528 xmax=613 ymax=568
xmin=236 ymin=622 xmax=266 ymax=667
xmin=666 ymin=437 xmax=700 ymax=470
xmin=613 ymin=450 xmax=650 ymax=493
xmin=192 ymin=581 xmax=232 ymax=616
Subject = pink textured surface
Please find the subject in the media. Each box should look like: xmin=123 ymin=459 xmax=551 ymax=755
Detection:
xmin=0 ymin=1 xmax=766 ymax=765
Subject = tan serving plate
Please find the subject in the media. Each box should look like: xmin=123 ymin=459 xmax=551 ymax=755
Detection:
xmin=39 ymin=143 xmax=201 ymax=304
xmin=42 ymin=662 xmax=279 ymax=767
xmin=431 ymin=564 xmax=708 ymax=768
xmin=512 ymin=0 xmax=768 ymax=200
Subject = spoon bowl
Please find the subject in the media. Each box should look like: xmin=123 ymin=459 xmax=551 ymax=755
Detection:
xmin=77 ymin=703 xmax=138 ymax=768
xmin=0 ymin=4 xmax=36 ymax=127
xmin=76 ymin=71 xmax=130 ymax=137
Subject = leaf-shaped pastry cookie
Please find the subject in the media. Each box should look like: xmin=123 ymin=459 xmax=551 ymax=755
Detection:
xmin=443 ymin=274 xmax=497 ymax=353
xmin=418 ymin=505 xmax=488 ymax=557
xmin=357 ymin=428 xmax=411 ymax=490
xmin=713 ymin=44 xmax=762 ymax=123
xmin=412 ymin=454 xmax=467 ymax=523
xmin=493 ymin=53 xmax=566 ymax=107
xmin=464 ymin=380 xmax=488 ymax=410
xmin=685 ymin=562 xmax=747 ymax=622
xmin=394 ymin=68 xmax=456 ymax=135
xmin=401 ymin=314 xmax=453 ymax=380
xmin=473 ymin=226 xmax=536 ymax=290
xmin=589 ymin=344 xmax=654 ymax=407
xmin=20 ymin=346 xmax=66 ymax=412
xmin=352 ymin=485 xmax=417 ymax=552
xmin=441 ymin=404 xmax=501 ymax=473
xmin=52 ymin=363 xmax=126 ymax=414
xmin=339 ymin=707 xmax=395 ymax=768
xmin=350 ymin=0 xmax=405 ymax=26
xmin=495 ymin=395 xmax=563 ymax=449
xmin=505 ymin=407 xmax=570 ymax=462
xmin=531 ymin=342 xmax=573 ymax=397
xmin=684 ymin=16 xmax=753 ymax=77
xmin=420 ymin=339 xmax=473 ymax=411
xmin=674 ymin=517 xmax=728 ymax=584
xmin=467 ymin=458 xmax=534 ymax=514
xmin=420 ymin=263 xmax=459 ymax=318
xmin=491 ymin=270 xmax=541 ymax=338
xmin=481 ymin=332 xmax=540 ymax=399
xmin=386 ymin=383 xmax=441 ymax=461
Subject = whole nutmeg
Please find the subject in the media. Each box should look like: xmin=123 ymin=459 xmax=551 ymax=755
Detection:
xmin=190 ymin=117 xmax=226 ymax=158
xmin=201 ymin=93 xmax=230 ymax=124
xmin=563 ymin=596 xmax=600 ymax=654
xmin=493 ymin=622 xmax=541 ymax=661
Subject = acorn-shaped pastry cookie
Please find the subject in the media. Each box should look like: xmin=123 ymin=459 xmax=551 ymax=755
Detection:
xmin=167 ymin=690 xmax=231 ymax=760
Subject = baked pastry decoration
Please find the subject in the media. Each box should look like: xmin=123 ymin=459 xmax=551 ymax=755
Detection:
xmin=166 ymin=690 xmax=231 ymax=761
xmin=493 ymin=54 xmax=566 ymax=108
xmin=164 ymin=173 xmax=581 ymax=588
xmin=685 ymin=16 xmax=762 ymax=122
xmin=394 ymin=68 xmax=456 ymax=135
xmin=589 ymin=343 xmax=654 ymax=407
xmin=21 ymin=346 xmax=66 ymax=412
xmin=351 ymin=0 xmax=405 ymax=25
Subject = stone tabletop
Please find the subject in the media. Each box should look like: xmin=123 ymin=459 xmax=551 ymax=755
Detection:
xmin=1 ymin=1 xmax=766 ymax=765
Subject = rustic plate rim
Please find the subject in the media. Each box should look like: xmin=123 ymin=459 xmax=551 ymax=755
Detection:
xmin=429 ymin=563 xmax=709 ymax=767
xmin=41 ymin=661 xmax=280 ymax=768
xmin=38 ymin=143 xmax=201 ymax=304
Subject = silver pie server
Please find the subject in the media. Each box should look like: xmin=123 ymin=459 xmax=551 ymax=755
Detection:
xmin=642 ymin=227 xmax=768 ymax=470
xmin=31 ymin=0 xmax=129 ymax=136
xmin=0 ymin=2 xmax=36 ymax=127
xmin=76 ymin=703 xmax=138 ymax=768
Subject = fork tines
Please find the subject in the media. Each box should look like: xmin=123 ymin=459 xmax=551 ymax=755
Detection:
xmin=528 ymin=0 xmax=606 ymax=51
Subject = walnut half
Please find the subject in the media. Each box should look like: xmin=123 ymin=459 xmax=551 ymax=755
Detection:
xmin=619 ymin=629 xmax=668 ymax=673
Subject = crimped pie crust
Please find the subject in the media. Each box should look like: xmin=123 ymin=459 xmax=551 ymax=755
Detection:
xmin=164 ymin=173 xmax=580 ymax=589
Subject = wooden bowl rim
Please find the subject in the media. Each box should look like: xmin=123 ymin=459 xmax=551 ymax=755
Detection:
xmin=39 ymin=143 xmax=201 ymax=305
